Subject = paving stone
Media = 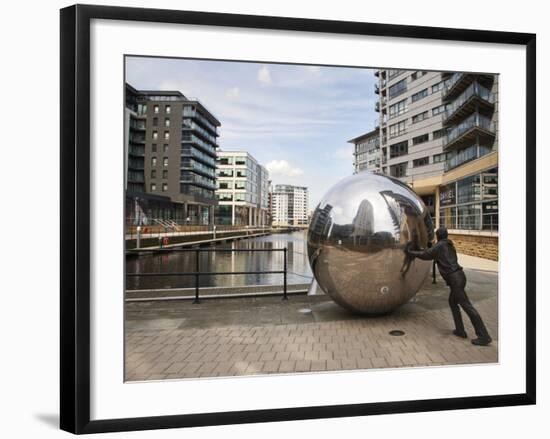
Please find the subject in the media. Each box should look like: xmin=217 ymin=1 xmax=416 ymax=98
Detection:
xmin=125 ymin=272 xmax=498 ymax=381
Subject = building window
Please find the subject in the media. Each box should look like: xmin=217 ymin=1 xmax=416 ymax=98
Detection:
xmin=163 ymin=144 xmax=169 ymax=153
xmin=389 ymin=79 xmax=407 ymax=99
xmin=438 ymin=168 xmax=498 ymax=231
xmin=164 ymin=118 xmax=170 ymax=127
xmin=152 ymin=117 xmax=158 ymax=127
xmin=152 ymin=131 xmax=158 ymax=140
xmin=389 ymin=120 xmax=406 ymax=138
xmin=236 ymin=169 xmax=247 ymax=178
xmin=412 ymin=133 xmax=429 ymax=145
xmin=218 ymin=181 xmax=230 ymax=189
xmin=151 ymin=169 xmax=156 ymax=178
xmin=413 ymin=156 xmax=430 ymax=167
xmin=162 ymin=170 xmax=168 ymax=179
xmin=164 ymin=131 xmax=170 ymax=140
xmin=150 ymin=183 xmax=156 ymax=191
xmin=432 ymin=104 xmax=448 ymax=116
xmin=151 ymin=143 xmax=157 ymax=152
xmin=165 ymin=105 xmax=171 ymax=114
xmin=153 ymin=105 xmax=159 ymax=114
xmin=410 ymin=71 xmax=427 ymax=81
xmin=390 ymin=162 xmax=408 ymax=178
xmin=235 ymin=158 xmax=246 ymax=166
xmin=217 ymin=169 xmax=233 ymax=177
xmin=151 ymin=157 xmax=157 ymax=167
xmin=163 ymin=157 xmax=168 ymax=167
xmin=217 ymin=192 xmax=233 ymax=201
xmin=388 ymin=70 xmax=404 ymax=80
xmin=412 ymin=111 xmax=429 ymax=124
xmin=433 ymin=152 xmax=447 ymax=163
xmin=411 ymin=88 xmax=428 ymax=103
xmin=162 ymin=183 xmax=168 ymax=192
xmin=389 ymin=141 xmax=408 ymax=158
xmin=432 ymin=81 xmax=444 ymax=93
xmin=433 ymin=128 xmax=445 ymax=140
xmin=218 ymin=156 xmax=233 ymax=165
xmin=389 ymin=99 xmax=407 ymax=118
xmin=457 ymin=174 xmax=481 ymax=204
xmin=482 ymin=200 xmax=498 ymax=230
xmin=235 ymin=181 xmax=246 ymax=189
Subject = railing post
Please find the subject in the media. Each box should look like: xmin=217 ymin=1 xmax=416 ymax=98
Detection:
xmin=193 ymin=248 xmax=200 ymax=304
xmin=283 ymin=247 xmax=288 ymax=300
xmin=432 ymin=259 xmax=437 ymax=284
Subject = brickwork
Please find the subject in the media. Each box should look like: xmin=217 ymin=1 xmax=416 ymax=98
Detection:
xmin=449 ymin=233 xmax=498 ymax=261
xmin=125 ymin=269 xmax=498 ymax=381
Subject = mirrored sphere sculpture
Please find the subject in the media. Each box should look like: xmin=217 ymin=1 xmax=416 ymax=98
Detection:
xmin=307 ymin=172 xmax=434 ymax=314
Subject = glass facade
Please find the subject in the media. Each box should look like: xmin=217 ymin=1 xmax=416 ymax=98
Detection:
xmin=439 ymin=167 xmax=498 ymax=231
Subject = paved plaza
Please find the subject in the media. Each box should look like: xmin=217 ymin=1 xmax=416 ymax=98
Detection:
xmin=125 ymin=268 xmax=498 ymax=381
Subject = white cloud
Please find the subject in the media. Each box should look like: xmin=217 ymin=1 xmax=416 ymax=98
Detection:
xmin=225 ymin=87 xmax=240 ymax=98
xmin=265 ymin=160 xmax=304 ymax=177
xmin=333 ymin=145 xmax=353 ymax=160
xmin=257 ymin=66 xmax=272 ymax=85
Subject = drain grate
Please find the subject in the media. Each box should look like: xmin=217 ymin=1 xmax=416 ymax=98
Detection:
xmin=389 ymin=330 xmax=405 ymax=336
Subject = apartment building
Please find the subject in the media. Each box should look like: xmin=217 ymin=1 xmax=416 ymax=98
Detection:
xmin=271 ymin=185 xmax=309 ymax=226
xmin=124 ymin=83 xmax=221 ymax=226
xmin=215 ymin=151 xmax=270 ymax=226
xmin=348 ymin=128 xmax=381 ymax=173
xmin=364 ymin=69 xmax=499 ymax=257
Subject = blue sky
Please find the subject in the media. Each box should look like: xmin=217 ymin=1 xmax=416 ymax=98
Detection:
xmin=126 ymin=57 xmax=378 ymax=209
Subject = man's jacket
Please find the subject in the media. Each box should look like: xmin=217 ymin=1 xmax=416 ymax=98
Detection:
xmin=407 ymin=238 xmax=462 ymax=278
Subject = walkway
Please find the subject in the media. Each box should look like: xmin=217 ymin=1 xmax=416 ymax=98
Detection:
xmin=125 ymin=268 xmax=498 ymax=381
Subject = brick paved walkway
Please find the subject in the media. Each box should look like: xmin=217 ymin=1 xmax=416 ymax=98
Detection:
xmin=125 ymin=269 xmax=498 ymax=381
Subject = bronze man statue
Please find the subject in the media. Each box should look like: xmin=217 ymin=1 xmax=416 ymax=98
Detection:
xmin=406 ymin=226 xmax=492 ymax=346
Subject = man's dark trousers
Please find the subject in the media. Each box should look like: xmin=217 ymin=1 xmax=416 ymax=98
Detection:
xmin=445 ymin=270 xmax=490 ymax=338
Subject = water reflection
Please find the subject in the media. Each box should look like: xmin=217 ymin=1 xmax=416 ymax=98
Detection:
xmin=125 ymin=231 xmax=311 ymax=290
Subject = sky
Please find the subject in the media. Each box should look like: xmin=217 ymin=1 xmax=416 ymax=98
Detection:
xmin=126 ymin=57 xmax=378 ymax=210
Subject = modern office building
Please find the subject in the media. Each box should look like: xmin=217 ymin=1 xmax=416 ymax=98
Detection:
xmin=124 ymin=83 xmax=221 ymax=226
xmin=271 ymin=184 xmax=309 ymax=226
xmin=349 ymin=128 xmax=381 ymax=174
xmin=214 ymin=151 xmax=269 ymax=226
xmin=360 ymin=69 xmax=499 ymax=258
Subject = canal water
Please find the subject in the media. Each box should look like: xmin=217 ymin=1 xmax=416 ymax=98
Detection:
xmin=125 ymin=231 xmax=313 ymax=290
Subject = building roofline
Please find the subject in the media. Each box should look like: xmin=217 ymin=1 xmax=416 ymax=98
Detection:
xmin=347 ymin=128 xmax=379 ymax=144
xmin=124 ymin=82 xmax=221 ymax=126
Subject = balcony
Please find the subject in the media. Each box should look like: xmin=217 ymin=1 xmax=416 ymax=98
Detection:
xmin=443 ymin=72 xmax=494 ymax=101
xmin=443 ymin=82 xmax=495 ymax=126
xmin=182 ymin=108 xmax=218 ymax=135
xmin=181 ymin=134 xmax=217 ymax=158
xmin=374 ymin=83 xmax=380 ymax=94
xmin=444 ymin=112 xmax=495 ymax=151
xmin=444 ymin=144 xmax=492 ymax=172
xmin=374 ymin=70 xmax=380 ymax=77
xmin=375 ymin=101 xmax=380 ymax=112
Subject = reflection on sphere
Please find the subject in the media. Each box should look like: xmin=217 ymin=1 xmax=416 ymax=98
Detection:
xmin=307 ymin=172 xmax=434 ymax=314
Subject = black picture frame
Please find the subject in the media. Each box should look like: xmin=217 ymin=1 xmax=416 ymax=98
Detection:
xmin=60 ymin=4 xmax=536 ymax=434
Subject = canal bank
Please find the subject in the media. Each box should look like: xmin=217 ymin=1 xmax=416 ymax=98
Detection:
xmin=125 ymin=230 xmax=313 ymax=291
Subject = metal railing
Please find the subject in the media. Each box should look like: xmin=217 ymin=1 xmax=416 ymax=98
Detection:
xmin=125 ymin=247 xmax=289 ymax=303
xmin=442 ymin=72 xmax=465 ymax=96
xmin=445 ymin=112 xmax=494 ymax=146
xmin=444 ymin=81 xmax=494 ymax=121
xmin=439 ymin=212 xmax=499 ymax=231
xmin=444 ymin=144 xmax=492 ymax=171
xmin=125 ymin=223 xmax=272 ymax=240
